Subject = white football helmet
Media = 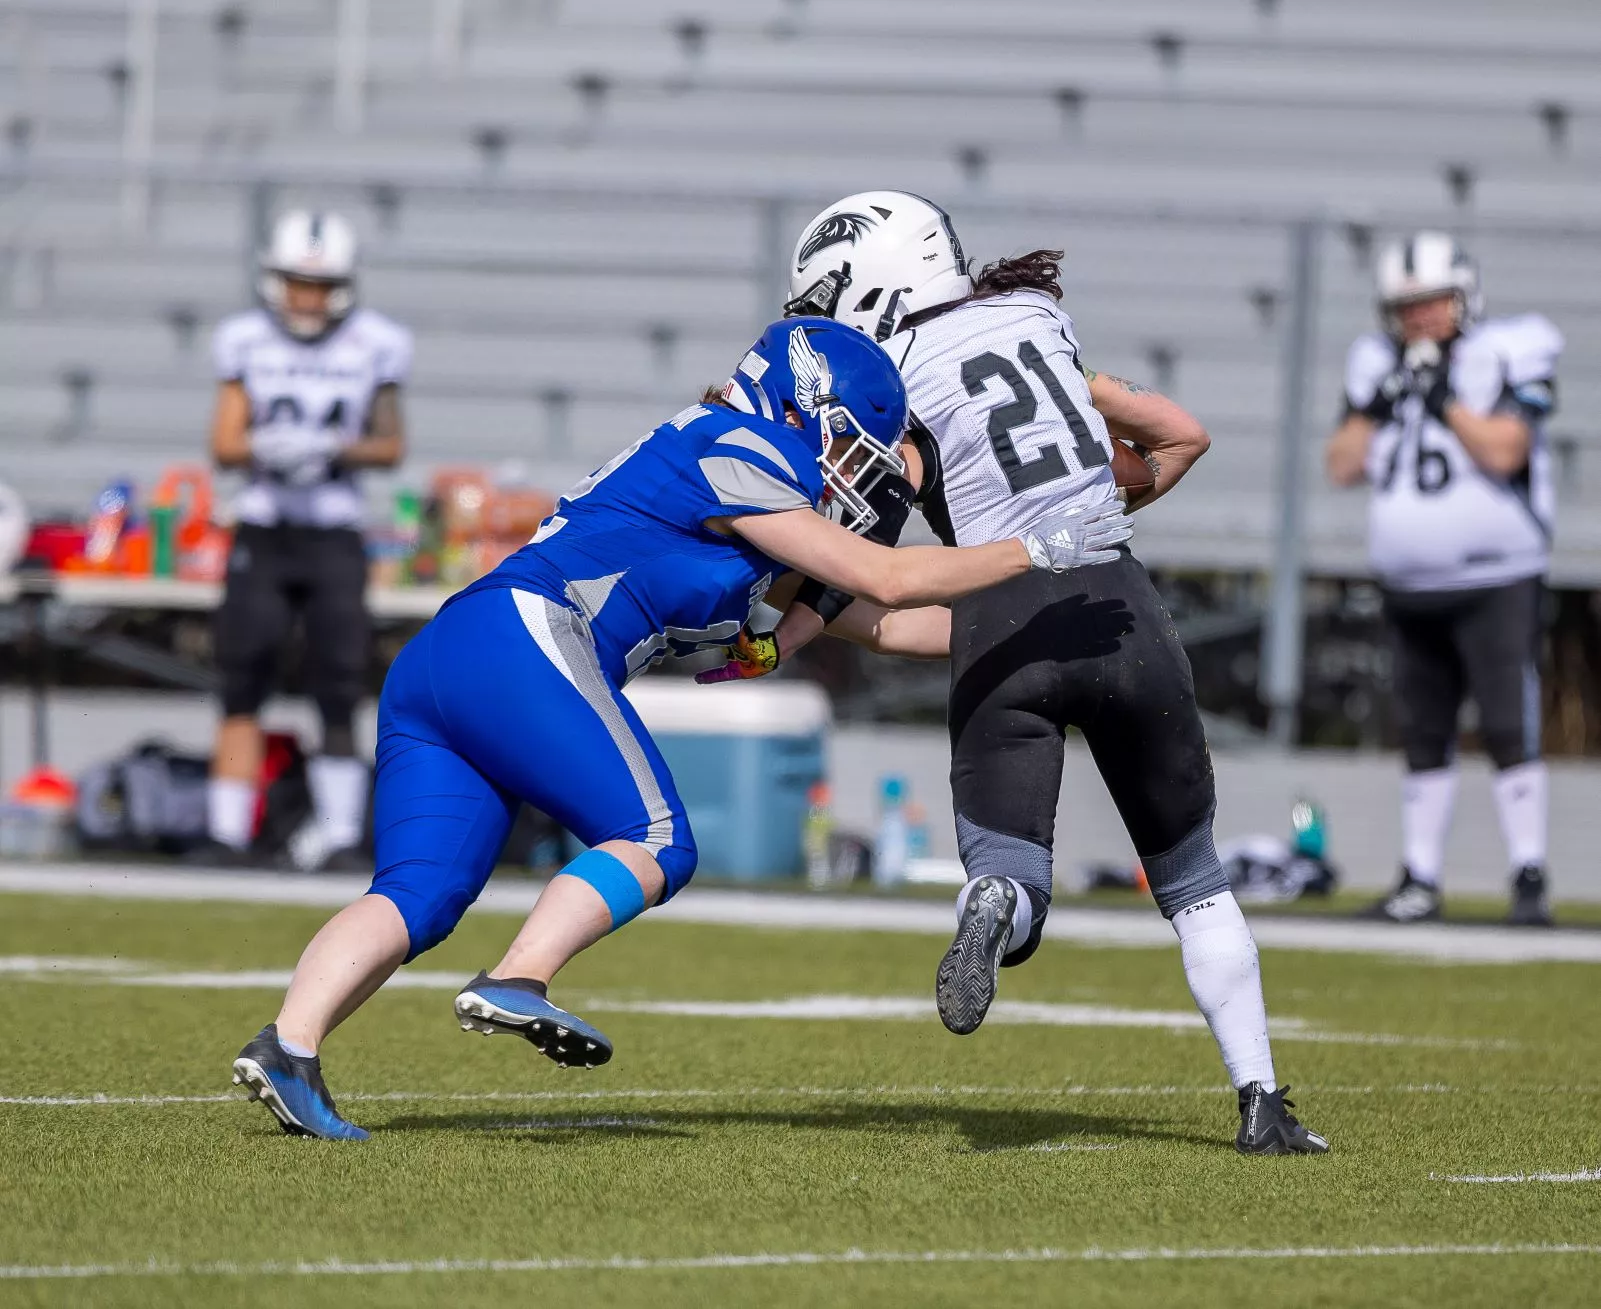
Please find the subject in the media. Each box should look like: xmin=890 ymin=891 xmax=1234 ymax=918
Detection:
xmin=1375 ymin=231 xmax=1482 ymax=337
xmin=785 ymin=191 xmax=972 ymax=341
xmin=258 ymin=210 xmax=358 ymax=341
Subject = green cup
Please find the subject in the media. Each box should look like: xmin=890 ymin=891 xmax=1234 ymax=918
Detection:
xmin=149 ymin=505 xmax=178 ymax=578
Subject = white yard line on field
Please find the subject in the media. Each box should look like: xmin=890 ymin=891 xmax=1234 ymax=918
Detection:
xmin=970 ymin=1142 xmax=1124 ymax=1154
xmin=1432 ymin=1169 xmax=1601 ymax=1184
xmin=0 ymin=956 xmax=1503 ymax=1048
xmin=4 ymin=863 xmax=1601 ymax=964
xmin=3 ymin=1243 xmax=1600 ymax=1281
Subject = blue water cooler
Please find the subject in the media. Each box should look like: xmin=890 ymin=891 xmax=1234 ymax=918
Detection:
xmin=624 ymin=680 xmax=831 ymax=882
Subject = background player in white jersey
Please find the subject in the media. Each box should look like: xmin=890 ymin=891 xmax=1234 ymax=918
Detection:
xmin=705 ymin=192 xmax=1325 ymax=1154
xmin=198 ymin=210 xmax=412 ymax=871
xmin=1326 ymin=232 xmax=1563 ymax=926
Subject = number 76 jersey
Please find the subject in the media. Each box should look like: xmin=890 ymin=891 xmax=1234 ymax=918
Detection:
xmin=1345 ymin=314 xmax=1563 ymax=593
xmin=885 ymin=289 xmax=1120 ymax=547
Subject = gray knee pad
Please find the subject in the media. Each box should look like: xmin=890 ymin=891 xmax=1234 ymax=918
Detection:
xmin=956 ymin=813 xmax=1052 ymax=900
xmin=956 ymin=813 xmax=1053 ymax=966
xmin=1143 ymin=807 xmax=1231 ymax=919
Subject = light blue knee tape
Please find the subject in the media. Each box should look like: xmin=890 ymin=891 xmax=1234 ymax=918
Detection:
xmin=558 ymin=849 xmax=647 ymax=930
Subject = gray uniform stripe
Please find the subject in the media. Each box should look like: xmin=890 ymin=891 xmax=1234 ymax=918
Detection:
xmin=511 ymin=590 xmax=676 ymax=855
xmin=713 ymin=427 xmax=800 ymax=480
xmin=697 ymin=456 xmax=810 ymax=512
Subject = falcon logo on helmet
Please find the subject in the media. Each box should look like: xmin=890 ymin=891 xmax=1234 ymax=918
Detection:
xmin=784 ymin=191 xmax=973 ymax=342
xmin=796 ymin=212 xmax=876 ymax=268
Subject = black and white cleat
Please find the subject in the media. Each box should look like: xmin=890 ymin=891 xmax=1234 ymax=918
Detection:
xmin=935 ymin=875 xmax=1016 ymax=1036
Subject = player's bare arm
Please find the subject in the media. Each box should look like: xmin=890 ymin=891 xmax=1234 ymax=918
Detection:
xmin=335 ymin=383 xmax=407 ymax=469
xmin=209 ymin=379 xmax=254 ymax=468
xmin=1325 ymin=413 xmax=1377 ymax=486
xmin=725 ymin=508 xmax=1028 ymax=611
xmin=826 ymin=599 xmax=950 ymax=658
xmin=1082 ymin=368 xmax=1210 ymax=508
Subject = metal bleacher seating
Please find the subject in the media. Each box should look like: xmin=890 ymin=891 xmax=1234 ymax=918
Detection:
xmin=2 ymin=0 xmax=1598 ymax=578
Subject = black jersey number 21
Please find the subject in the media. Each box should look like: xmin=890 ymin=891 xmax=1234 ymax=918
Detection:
xmin=960 ymin=340 xmax=1108 ymax=495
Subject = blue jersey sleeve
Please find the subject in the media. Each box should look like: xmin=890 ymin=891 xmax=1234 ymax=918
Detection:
xmin=690 ymin=423 xmax=821 ymax=523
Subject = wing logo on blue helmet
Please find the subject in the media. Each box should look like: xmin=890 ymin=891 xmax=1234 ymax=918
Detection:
xmin=796 ymin=212 xmax=875 ymax=269
xmin=788 ymin=325 xmax=836 ymax=431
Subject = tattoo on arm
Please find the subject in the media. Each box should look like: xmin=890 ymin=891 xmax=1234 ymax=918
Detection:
xmin=1080 ymin=365 xmax=1155 ymax=395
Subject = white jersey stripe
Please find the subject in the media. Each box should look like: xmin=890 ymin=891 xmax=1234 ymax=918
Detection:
xmin=511 ymin=590 xmax=676 ymax=855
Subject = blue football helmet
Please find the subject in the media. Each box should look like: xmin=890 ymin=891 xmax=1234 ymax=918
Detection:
xmin=720 ymin=316 xmax=908 ymax=533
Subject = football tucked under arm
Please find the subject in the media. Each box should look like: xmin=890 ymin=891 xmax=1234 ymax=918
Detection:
xmin=1110 ymin=439 xmax=1158 ymax=505
xmin=1084 ymin=369 xmax=1208 ymax=509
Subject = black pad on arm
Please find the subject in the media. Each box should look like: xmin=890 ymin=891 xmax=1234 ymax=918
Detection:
xmin=793 ymin=473 xmax=915 ymax=623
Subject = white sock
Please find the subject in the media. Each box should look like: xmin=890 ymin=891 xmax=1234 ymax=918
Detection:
xmin=308 ymin=755 xmax=369 ymax=853
xmin=277 ymin=1034 xmax=316 ymax=1059
xmin=1401 ymin=766 xmax=1458 ymax=886
xmin=1171 ymin=891 xmax=1275 ymax=1091
xmin=1492 ymin=761 xmax=1548 ymax=869
xmin=207 ymin=777 xmax=256 ymax=850
xmin=956 ymin=876 xmax=1035 ymax=958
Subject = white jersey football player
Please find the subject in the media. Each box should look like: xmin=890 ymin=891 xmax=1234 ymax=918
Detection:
xmin=699 ymin=192 xmax=1326 ymax=1154
xmin=1327 ymin=231 xmax=1563 ymax=925
xmin=200 ymin=210 xmax=412 ymax=872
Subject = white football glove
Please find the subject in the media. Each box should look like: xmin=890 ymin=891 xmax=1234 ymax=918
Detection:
xmin=1019 ymin=501 xmax=1132 ymax=572
xmin=251 ymin=427 xmax=342 ymax=487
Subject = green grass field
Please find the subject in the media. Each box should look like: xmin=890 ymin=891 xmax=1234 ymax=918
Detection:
xmin=3 ymin=889 xmax=1600 ymax=1308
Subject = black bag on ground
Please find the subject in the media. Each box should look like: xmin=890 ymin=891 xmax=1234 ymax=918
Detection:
xmin=76 ymin=740 xmax=211 ymax=854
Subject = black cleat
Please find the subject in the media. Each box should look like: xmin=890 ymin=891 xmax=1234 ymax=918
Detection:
xmin=935 ymin=875 xmax=1015 ymax=1035
xmin=1235 ymin=1083 xmax=1328 ymax=1155
xmin=1508 ymin=864 xmax=1553 ymax=927
xmin=1362 ymin=867 xmax=1442 ymax=923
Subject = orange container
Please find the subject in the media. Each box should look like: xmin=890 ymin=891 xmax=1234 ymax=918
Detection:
xmin=120 ymin=526 xmax=152 ymax=575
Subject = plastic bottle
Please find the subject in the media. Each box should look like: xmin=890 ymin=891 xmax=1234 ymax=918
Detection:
xmin=84 ymin=480 xmax=132 ymax=567
xmin=1290 ymin=797 xmax=1326 ymax=859
xmin=394 ymin=488 xmax=423 ymax=583
xmin=148 ymin=504 xmax=178 ymax=577
xmin=873 ymin=776 xmax=909 ymax=887
xmin=803 ymin=781 xmax=834 ymax=889
xmin=905 ymin=800 xmax=930 ymax=861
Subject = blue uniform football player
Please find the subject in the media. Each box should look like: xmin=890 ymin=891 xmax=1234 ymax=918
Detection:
xmin=230 ymin=317 xmax=1132 ymax=1139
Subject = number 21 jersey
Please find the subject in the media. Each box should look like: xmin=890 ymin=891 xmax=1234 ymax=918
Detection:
xmin=886 ymin=289 xmax=1119 ymax=547
xmin=1345 ymin=314 xmax=1562 ymax=593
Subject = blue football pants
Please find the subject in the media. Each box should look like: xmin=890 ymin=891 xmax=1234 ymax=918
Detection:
xmin=369 ymin=587 xmax=696 ymax=960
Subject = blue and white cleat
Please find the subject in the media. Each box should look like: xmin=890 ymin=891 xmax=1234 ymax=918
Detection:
xmin=231 ymin=1024 xmax=369 ymax=1141
xmin=454 ymin=971 xmax=614 ymax=1069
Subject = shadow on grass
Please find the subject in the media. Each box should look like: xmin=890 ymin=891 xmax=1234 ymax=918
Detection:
xmin=379 ymin=1102 xmax=1221 ymax=1151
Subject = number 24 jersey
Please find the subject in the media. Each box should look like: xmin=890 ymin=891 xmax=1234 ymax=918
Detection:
xmin=1344 ymin=314 xmax=1563 ymax=593
xmin=213 ymin=307 xmax=414 ymax=529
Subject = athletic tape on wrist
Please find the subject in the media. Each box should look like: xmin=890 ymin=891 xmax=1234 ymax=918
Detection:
xmin=556 ymin=849 xmax=648 ymax=930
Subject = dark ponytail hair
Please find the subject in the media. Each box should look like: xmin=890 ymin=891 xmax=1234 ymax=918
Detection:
xmin=969 ymin=248 xmax=1064 ymax=302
